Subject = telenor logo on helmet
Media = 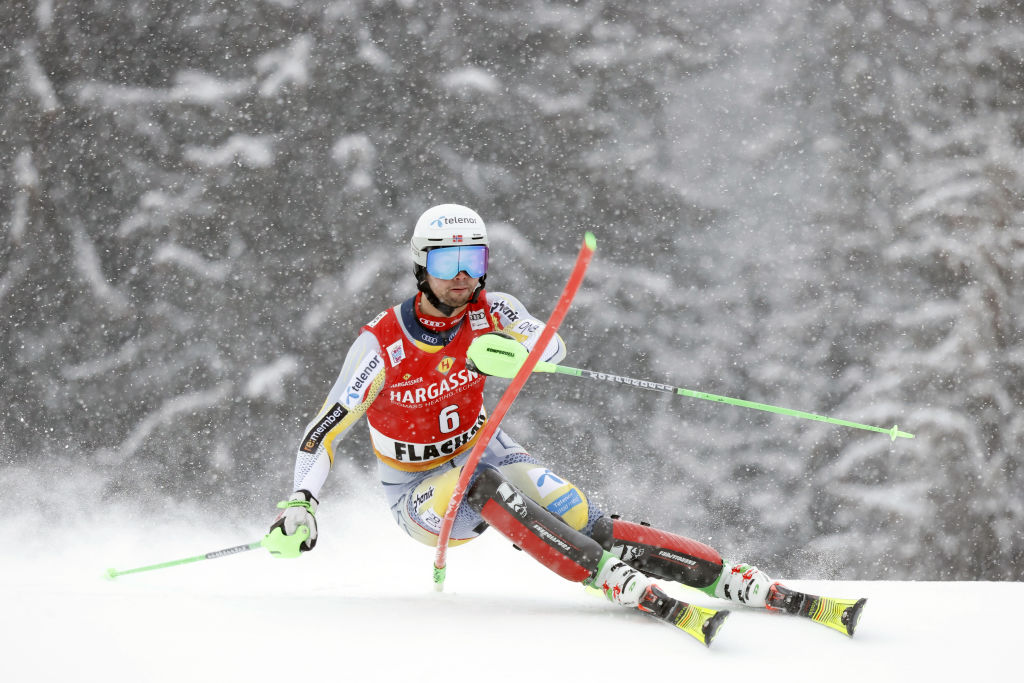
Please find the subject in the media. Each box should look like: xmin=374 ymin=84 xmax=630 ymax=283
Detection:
xmin=430 ymin=215 xmax=478 ymax=228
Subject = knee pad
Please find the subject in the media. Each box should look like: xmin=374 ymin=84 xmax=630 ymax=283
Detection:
xmin=497 ymin=461 xmax=591 ymax=532
xmin=467 ymin=467 xmax=603 ymax=582
xmin=591 ymin=515 xmax=723 ymax=589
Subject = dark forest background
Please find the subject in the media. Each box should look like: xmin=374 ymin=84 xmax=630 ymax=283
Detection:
xmin=3 ymin=0 xmax=1022 ymax=580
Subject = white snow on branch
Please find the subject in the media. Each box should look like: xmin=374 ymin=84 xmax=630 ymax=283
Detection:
xmin=244 ymin=355 xmax=300 ymax=403
xmin=184 ymin=134 xmax=275 ymax=169
xmin=61 ymin=339 xmax=143 ymax=381
xmin=70 ymin=35 xmax=315 ymax=109
xmin=97 ymin=382 xmax=234 ymax=465
xmin=19 ymin=40 xmax=60 ymax=113
xmin=526 ymin=0 xmax=595 ymax=32
xmin=35 ymin=0 xmax=54 ymax=30
xmin=117 ymin=184 xmax=211 ymax=237
xmin=302 ymin=251 xmax=389 ymax=332
xmin=257 ymin=34 xmax=313 ymax=97
xmin=357 ymin=28 xmax=393 ymax=71
xmin=74 ymin=81 xmax=159 ymax=106
xmin=0 ymin=260 xmax=30 ymax=307
xmin=169 ymin=70 xmax=251 ymax=105
xmin=13 ymin=148 xmax=38 ymax=187
xmin=10 ymin=149 xmax=39 ymax=245
xmin=902 ymin=178 xmax=990 ymax=221
xmin=331 ymin=133 xmax=377 ymax=191
xmin=487 ymin=222 xmax=531 ymax=256
xmin=439 ymin=67 xmax=501 ymax=95
xmin=570 ymin=37 xmax=678 ymax=69
xmin=69 ymin=219 xmax=131 ymax=315
xmin=152 ymin=243 xmax=232 ymax=282
xmin=516 ymin=84 xmax=593 ymax=116
xmin=75 ymin=72 xmax=251 ymax=108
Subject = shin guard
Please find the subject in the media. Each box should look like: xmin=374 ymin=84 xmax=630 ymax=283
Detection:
xmin=467 ymin=467 xmax=604 ymax=582
xmin=591 ymin=516 xmax=724 ymax=589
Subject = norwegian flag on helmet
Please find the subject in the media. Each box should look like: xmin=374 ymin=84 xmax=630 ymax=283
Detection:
xmin=452 ymin=234 xmax=464 ymax=243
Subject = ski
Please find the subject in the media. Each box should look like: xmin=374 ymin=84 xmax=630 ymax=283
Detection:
xmin=638 ymin=585 xmax=730 ymax=647
xmin=584 ymin=583 xmax=730 ymax=647
xmin=766 ymin=583 xmax=867 ymax=636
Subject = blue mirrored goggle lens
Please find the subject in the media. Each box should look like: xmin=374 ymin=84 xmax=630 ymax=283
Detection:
xmin=425 ymin=245 xmax=488 ymax=279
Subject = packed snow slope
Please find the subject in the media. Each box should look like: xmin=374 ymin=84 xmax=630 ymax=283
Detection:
xmin=6 ymin=489 xmax=1017 ymax=682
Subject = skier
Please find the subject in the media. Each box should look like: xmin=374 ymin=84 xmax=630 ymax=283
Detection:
xmin=265 ymin=203 xmax=866 ymax=645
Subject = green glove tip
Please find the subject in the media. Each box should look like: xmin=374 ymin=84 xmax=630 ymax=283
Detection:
xmin=105 ymin=568 xmax=119 ymax=580
xmin=584 ymin=232 xmax=597 ymax=250
xmin=262 ymin=524 xmax=310 ymax=558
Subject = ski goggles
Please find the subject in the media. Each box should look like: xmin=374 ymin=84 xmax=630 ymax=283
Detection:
xmin=424 ymin=245 xmax=489 ymax=280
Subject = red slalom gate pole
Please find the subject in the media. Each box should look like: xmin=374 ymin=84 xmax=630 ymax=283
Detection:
xmin=432 ymin=232 xmax=597 ymax=590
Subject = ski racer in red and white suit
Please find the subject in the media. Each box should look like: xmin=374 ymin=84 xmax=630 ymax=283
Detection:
xmin=266 ymin=204 xmax=867 ymax=643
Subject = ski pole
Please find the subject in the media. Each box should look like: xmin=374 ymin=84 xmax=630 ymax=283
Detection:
xmin=466 ymin=336 xmax=914 ymax=441
xmin=546 ymin=365 xmax=913 ymax=440
xmin=432 ymin=232 xmax=597 ymax=591
xmin=105 ymin=538 xmax=265 ymax=579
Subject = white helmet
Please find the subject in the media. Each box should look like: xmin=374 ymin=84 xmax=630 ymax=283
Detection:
xmin=410 ymin=203 xmax=488 ymax=267
xmin=410 ymin=204 xmax=489 ymax=314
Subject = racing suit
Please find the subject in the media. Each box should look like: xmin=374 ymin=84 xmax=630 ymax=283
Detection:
xmin=289 ymin=289 xmax=599 ymax=545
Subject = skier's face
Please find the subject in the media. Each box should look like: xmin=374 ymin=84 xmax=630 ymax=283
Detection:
xmin=425 ymin=270 xmax=479 ymax=312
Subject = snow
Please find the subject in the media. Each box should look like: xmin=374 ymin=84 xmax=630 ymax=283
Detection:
xmin=170 ymin=70 xmax=251 ymax=106
xmin=6 ymin=489 xmax=1017 ymax=682
xmin=256 ymin=35 xmax=313 ymax=97
xmin=10 ymin=149 xmax=38 ymax=245
xmin=69 ymin=221 xmax=132 ymax=315
xmin=331 ymin=134 xmax=378 ymax=191
xmin=18 ymin=40 xmax=60 ymax=113
xmin=183 ymin=135 xmax=276 ymax=169
xmin=440 ymin=67 xmax=502 ymax=95
xmin=243 ymin=356 xmax=301 ymax=403
xmin=152 ymin=243 xmax=232 ymax=282
xmin=95 ymin=383 xmax=233 ymax=465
